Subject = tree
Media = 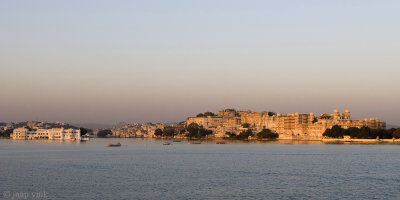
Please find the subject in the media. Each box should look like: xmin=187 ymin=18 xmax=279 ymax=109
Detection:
xmin=225 ymin=132 xmax=237 ymax=139
xmin=257 ymin=129 xmax=279 ymax=139
xmin=267 ymin=112 xmax=276 ymax=117
xmin=163 ymin=127 xmax=176 ymax=137
xmin=359 ymin=126 xmax=372 ymax=139
xmin=154 ymin=128 xmax=163 ymax=136
xmin=242 ymin=123 xmax=250 ymax=128
xmin=373 ymin=128 xmax=391 ymax=139
xmin=323 ymin=125 xmax=345 ymax=138
xmin=1 ymin=129 xmax=13 ymax=137
xmin=196 ymin=112 xmax=215 ymax=117
xmin=80 ymin=128 xmax=88 ymax=136
xmin=97 ymin=129 xmax=112 ymax=138
xmin=186 ymin=123 xmax=212 ymax=138
xmin=393 ymin=129 xmax=400 ymax=139
xmin=328 ymin=126 xmax=394 ymax=139
xmin=345 ymin=127 xmax=360 ymax=137
xmin=199 ymin=128 xmax=213 ymax=137
xmin=203 ymin=112 xmax=215 ymax=117
xmin=186 ymin=123 xmax=200 ymax=138
xmin=237 ymin=129 xmax=253 ymax=140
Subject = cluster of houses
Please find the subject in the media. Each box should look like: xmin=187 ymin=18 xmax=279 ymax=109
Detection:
xmin=111 ymin=123 xmax=165 ymax=138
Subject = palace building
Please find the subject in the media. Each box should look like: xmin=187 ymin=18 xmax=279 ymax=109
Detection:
xmin=186 ymin=109 xmax=385 ymax=139
xmin=12 ymin=127 xmax=81 ymax=140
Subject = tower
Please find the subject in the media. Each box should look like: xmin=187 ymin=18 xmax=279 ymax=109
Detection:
xmin=333 ymin=109 xmax=339 ymax=120
xmin=345 ymin=109 xmax=350 ymax=119
xmin=309 ymin=112 xmax=314 ymax=123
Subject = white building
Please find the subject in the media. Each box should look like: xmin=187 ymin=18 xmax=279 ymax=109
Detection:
xmin=13 ymin=128 xmax=81 ymax=141
xmin=12 ymin=128 xmax=31 ymax=140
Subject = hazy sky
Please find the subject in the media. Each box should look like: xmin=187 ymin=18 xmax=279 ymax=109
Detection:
xmin=1 ymin=0 xmax=399 ymax=125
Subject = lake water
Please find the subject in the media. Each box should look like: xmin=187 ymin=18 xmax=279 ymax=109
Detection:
xmin=1 ymin=138 xmax=400 ymax=200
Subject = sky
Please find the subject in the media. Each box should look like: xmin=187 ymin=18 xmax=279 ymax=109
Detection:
xmin=0 ymin=0 xmax=399 ymax=125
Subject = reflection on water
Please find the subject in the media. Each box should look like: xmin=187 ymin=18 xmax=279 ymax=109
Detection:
xmin=0 ymin=138 xmax=399 ymax=199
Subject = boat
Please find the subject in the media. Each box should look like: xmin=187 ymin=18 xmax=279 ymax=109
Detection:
xmin=216 ymin=141 xmax=226 ymax=144
xmin=163 ymin=142 xmax=171 ymax=145
xmin=173 ymin=140 xmax=182 ymax=142
xmin=107 ymin=142 xmax=121 ymax=147
xmin=188 ymin=141 xmax=201 ymax=144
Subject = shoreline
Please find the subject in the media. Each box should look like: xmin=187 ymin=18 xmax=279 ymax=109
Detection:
xmin=5 ymin=136 xmax=400 ymax=144
xmin=72 ymin=137 xmax=400 ymax=144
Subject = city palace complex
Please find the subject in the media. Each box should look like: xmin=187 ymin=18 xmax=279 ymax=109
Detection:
xmin=187 ymin=109 xmax=386 ymax=140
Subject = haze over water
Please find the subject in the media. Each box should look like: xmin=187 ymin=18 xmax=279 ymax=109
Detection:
xmin=1 ymin=1 xmax=399 ymax=125
xmin=1 ymin=139 xmax=400 ymax=199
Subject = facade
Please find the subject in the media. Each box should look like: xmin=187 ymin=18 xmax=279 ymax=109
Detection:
xmin=12 ymin=128 xmax=81 ymax=140
xmin=186 ymin=109 xmax=386 ymax=139
xmin=12 ymin=128 xmax=30 ymax=140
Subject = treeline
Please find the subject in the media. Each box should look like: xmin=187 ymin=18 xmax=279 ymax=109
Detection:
xmin=323 ymin=125 xmax=400 ymax=139
xmin=97 ymin=129 xmax=112 ymax=138
xmin=154 ymin=123 xmax=212 ymax=138
xmin=154 ymin=125 xmax=186 ymax=138
xmin=196 ymin=112 xmax=216 ymax=117
xmin=185 ymin=123 xmax=213 ymax=138
xmin=226 ymin=128 xmax=278 ymax=140
xmin=0 ymin=129 xmax=13 ymax=137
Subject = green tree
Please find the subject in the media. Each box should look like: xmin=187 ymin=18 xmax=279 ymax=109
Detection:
xmin=225 ymin=132 xmax=237 ymax=139
xmin=323 ymin=125 xmax=344 ymax=138
xmin=196 ymin=112 xmax=216 ymax=117
xmin=1 ymin=129 xmax=13 ymax=137
xmin=163 ymin=127 xmax=176 ymax=137
xmin=186 ymin=123 xmax=212 ymax=138
xmin=387 ymin=128 xmax=397 ymax=138
xmin=257 ymin=129 xmax=279 ymax=139
xmin=237 ymin=129 xmax=253 ymax=140
xmin=242 ymin=123 xmax=250 ymax=128
xmin=154 ymin=128 xmax=163 ymax=136
xmin=80 ymin=128 xmax=88 ymax=136
xmin=373 ymin=128 xmax=391 ymax=139
xmin=186 ymin=123 xmax=200 ymax=138
xmin=393 ymin=129 xmax=400 ymax=139
xmin=199 ymin=128 xmax=213 ymax=137
xmin=327 ymin=126 xmax=396 ymax=139
xmin=203 ymin=112 xmax=215 ymax=117
xmin=358 ymin=126 xmax=372 ymax=139
xmin=97 ymin=129 xmax=112 ymax=138
xmin=344 ymin=127 xmax=360 ymax=137
xmin=267 ymin=112 xmax=276 ymax=116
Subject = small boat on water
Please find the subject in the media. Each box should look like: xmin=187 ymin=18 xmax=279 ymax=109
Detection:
xmin=216 ymin=141 xmax=226 ymax=144
xmin=163 ymin=142 xmax=171 ymax=145
xmin=188 ymin=141 xmax=201 ymax=144
xmin=173 ymin=140 xmax=182 ymax=142
xmin=107 ymin=142 xmax=121 ymax=147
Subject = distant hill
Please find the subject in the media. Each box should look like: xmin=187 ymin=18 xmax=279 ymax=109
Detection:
xmin=387 ymin=124 xmax=400 ymax=129
xmin=0 ymin=121 xmax=79 ymax=130
xmin=71 ymin=123 xmax=112 ymax=130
